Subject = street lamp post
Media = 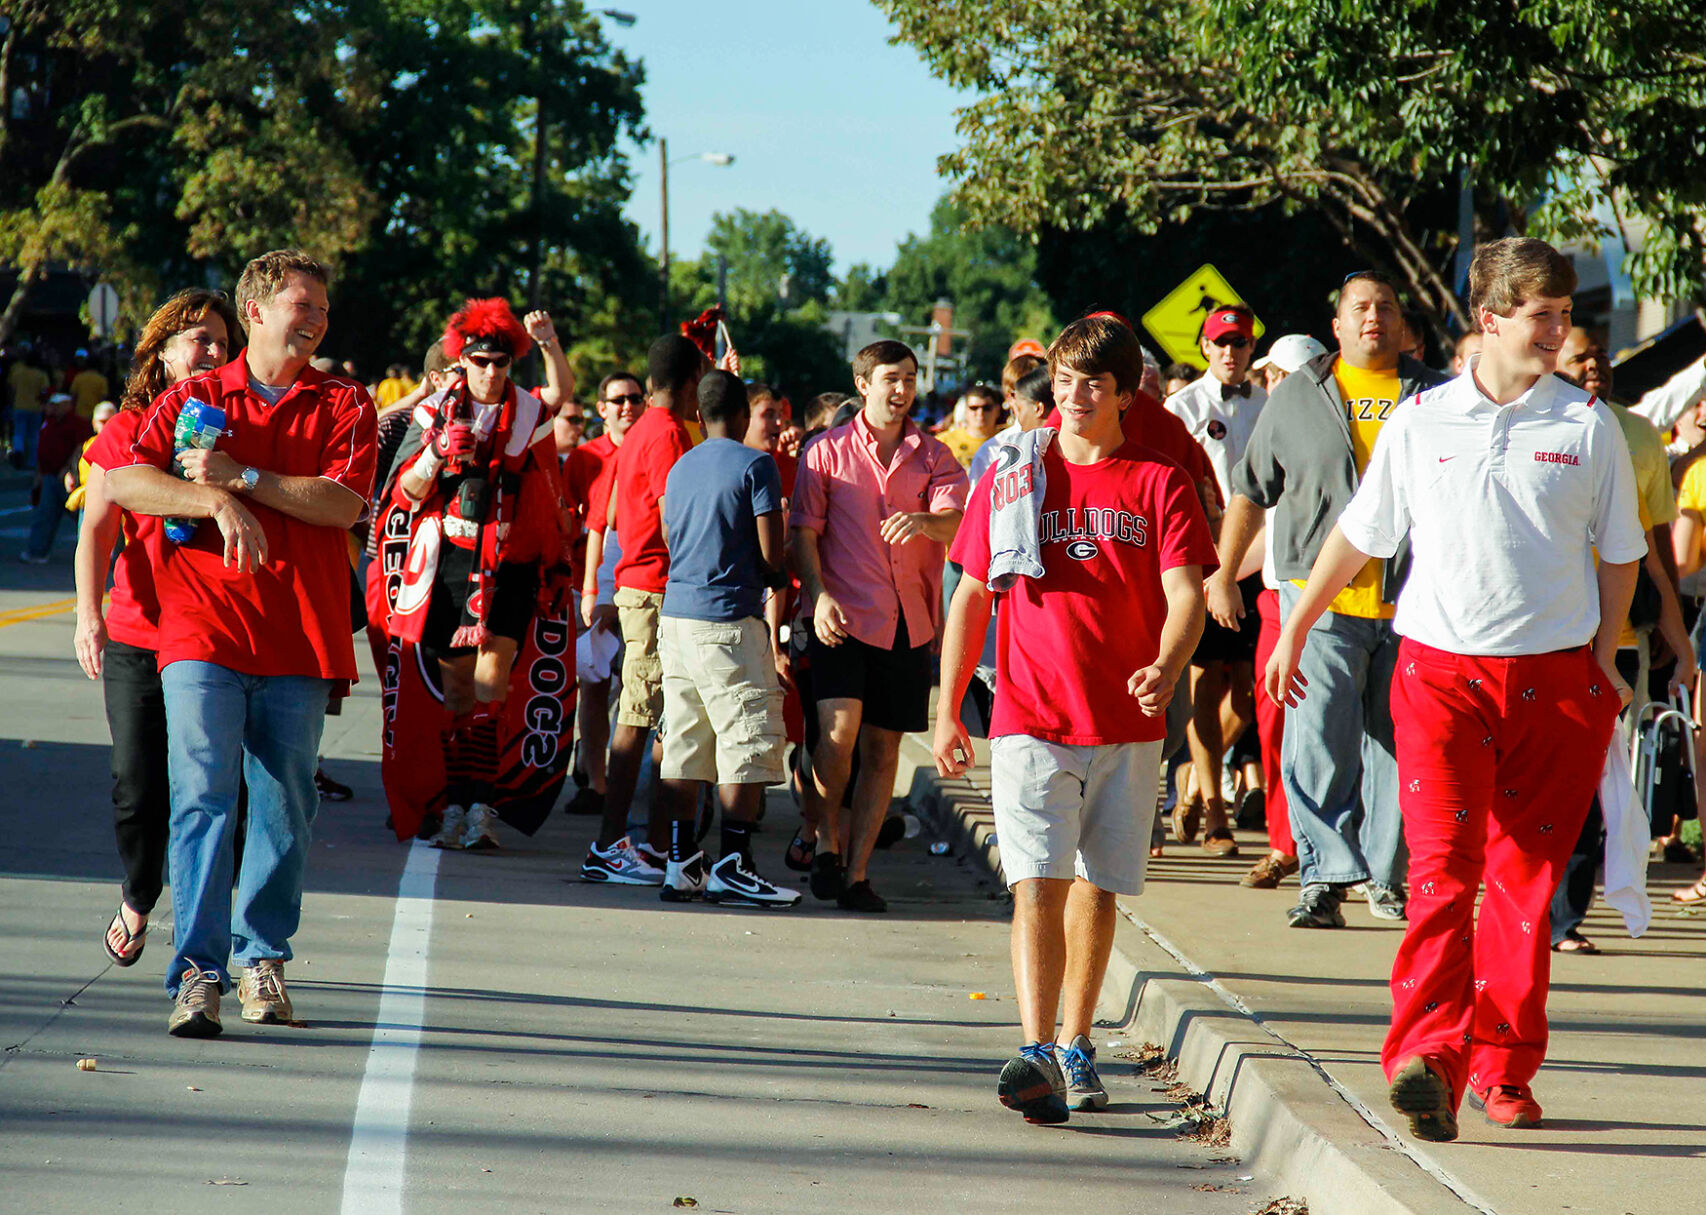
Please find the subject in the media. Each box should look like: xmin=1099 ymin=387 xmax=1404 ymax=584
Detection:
xmin=658 ymin=141 xmax=735 ymax=330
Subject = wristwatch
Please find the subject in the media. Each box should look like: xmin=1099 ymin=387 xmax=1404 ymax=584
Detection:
xmin=240 ymin=466 xmax=260 ymax=494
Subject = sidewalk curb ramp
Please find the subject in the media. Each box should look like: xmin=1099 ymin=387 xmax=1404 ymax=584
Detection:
xmin=896 ymin=733 xmax=1489 ymax=1215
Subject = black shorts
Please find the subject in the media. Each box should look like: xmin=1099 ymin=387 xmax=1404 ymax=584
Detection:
xmin=422 ymin=561 xmax=539 ymax=658
xmin=807 ymin=619 xmax=932 ymax=734
xmin=1192 ymin=574 xmax=1262 ymax=666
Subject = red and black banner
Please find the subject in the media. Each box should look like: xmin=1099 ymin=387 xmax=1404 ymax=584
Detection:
xmin=371 ymin=502 xmax=577 ymax=842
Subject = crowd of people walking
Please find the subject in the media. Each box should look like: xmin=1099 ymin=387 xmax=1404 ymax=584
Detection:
xmin=27 ymin=233 xmax=1706 ymax=1145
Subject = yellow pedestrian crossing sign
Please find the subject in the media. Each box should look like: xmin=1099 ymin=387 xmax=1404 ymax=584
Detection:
xmin=1141 ymin=264 xmax=1264 ymax=370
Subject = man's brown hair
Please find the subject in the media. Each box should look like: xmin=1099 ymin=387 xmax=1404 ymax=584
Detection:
xmin=852 ymin=339 xmax=917 ymax=382
xmin=1002 ymin=354 xmax=1043 ymax=395
xmin=234 ymin=249 xmax=328 ymax=335
xmin=1469 ymin=237 xmax=1577 ymax=319
xmin=746 ymin=380 xmax=777 ymax=405
xmin=422 ymin=338 xmax=451 ymax=380
xmin=1048 ymin=314 xmax=1143 ymax=395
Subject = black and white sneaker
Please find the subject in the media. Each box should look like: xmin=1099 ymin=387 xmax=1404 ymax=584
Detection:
xmin=661 ymin=852 xmax=707 ymax=902
xmin=706 ymin=853 xmax=802 ymax=909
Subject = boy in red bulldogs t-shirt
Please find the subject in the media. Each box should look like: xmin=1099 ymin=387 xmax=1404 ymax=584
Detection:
xmin=935 ymin=314 xmax=1216 ymax=1125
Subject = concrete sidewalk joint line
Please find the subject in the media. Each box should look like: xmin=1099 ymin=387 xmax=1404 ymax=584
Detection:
xmin=1120 ymin=907 xmax=1500 ymax=1215
xmin=339 ymin=840 xmax=440 ymax=1215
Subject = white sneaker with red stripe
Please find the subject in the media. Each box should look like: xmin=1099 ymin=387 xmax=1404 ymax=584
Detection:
xmin=580 ymin=836 xmax=666 ymax=885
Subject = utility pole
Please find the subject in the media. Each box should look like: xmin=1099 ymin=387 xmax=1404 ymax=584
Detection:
xmin=658 ymin=137 xmax=670 ymax=332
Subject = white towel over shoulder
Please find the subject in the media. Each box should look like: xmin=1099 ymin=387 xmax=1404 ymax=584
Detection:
xmin=986 ymin=427 xmax=1056 ymax=592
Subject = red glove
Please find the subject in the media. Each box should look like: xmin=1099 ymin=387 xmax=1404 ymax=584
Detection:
xmin=432 ymin=422 xmax=476 ymax=460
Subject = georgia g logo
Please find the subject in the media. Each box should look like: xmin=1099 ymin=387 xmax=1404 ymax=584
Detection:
xmin=1065 ymin=539 xmax=1099 ymax=561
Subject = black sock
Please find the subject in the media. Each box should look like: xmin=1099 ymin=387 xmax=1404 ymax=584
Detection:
xmin=720 ymin=820 xmax=752 ymax=866
xmin=670 ymin=817 xmax=695 ymax=863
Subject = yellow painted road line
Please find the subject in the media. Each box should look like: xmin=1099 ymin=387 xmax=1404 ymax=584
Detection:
xmin=0 ymin=597 xmax=77 ymax=629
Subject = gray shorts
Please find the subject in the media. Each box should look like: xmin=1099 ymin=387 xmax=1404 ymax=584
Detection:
xmin=989 ymin=735 xmax=1164 ymax=895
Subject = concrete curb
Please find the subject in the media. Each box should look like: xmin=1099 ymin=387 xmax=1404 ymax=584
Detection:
xmin=896 ymin=734 xmax=1488 ymax=1215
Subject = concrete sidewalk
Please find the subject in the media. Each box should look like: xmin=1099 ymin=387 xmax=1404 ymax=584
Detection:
xmin=897 ymin=732 xmax=1705 ymax=1215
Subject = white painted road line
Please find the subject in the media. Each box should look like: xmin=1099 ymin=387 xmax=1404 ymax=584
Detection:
xmin=339 ymin=841 xmax=441 ymax=1215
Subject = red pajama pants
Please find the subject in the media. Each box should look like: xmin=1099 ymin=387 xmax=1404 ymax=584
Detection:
xmin=1253 ymin=589 xmax=1293 ymax=855
xmin=1383 ymin=639 xmax=1619 ymax=1103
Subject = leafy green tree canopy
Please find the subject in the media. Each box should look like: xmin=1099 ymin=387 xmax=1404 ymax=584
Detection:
xmin=877 ymin=0 xmax=1706 ymax=336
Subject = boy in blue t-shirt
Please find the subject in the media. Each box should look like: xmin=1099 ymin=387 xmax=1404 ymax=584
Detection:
xmin=656 ymin=370 xmax=799 ymax=908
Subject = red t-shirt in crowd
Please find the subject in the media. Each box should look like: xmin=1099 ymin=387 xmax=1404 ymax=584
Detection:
xmin=1048 ymin=390 xmax=1223 ymax=509
xmin=109 ymin=356 xmax=378 ymax=680
xmin=613 ymin=407 xmax=693 ymax=594
xmin=559 ymin=436 xmax=614 ymax=586
xmin=772 ymin=449 xmax=797 ymax=500
xmin=38 ymin=412 xmax=92 ymax=474
xmin=86 ymin=410 xmax=166 ymax=651
xmin=951 ymin=439 xmax=1218 ymax=745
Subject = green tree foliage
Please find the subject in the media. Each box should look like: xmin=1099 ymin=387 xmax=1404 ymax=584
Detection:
xmin=671 ymin=209 xmax=851 ymax=397
xmin=876 ymin=0 xmax=1706 ymax=338
xmin=0 ymin=0 xmax=379 ymax=343
xmin=880 ymin=196 xmax=1057 ymax=382
xmin=0 ymin=0 xmax=652 ymax=381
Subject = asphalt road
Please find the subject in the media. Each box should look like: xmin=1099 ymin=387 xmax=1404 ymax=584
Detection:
xmin=0 ymin=476 xmax=1269 ymax=1214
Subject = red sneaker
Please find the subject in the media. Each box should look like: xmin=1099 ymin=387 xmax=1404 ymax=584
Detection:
xmin=1470 ymin=1084 xmax=1543 ymax=1128
xmin=1388 ymin=1056 xmax=1458 ymax=1142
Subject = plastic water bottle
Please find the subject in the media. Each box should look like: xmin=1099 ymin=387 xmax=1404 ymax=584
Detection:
xmin=165 ymin=398 xmax=228 ymax=544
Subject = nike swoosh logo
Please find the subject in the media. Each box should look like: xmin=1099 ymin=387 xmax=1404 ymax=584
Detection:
xmin=1437 ymin=456 xmax=1456 ymax=463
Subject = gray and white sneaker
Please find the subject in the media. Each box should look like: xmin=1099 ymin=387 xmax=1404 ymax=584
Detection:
xmin=1366 ymin=881 xmax=1408 ymax=921
xmin=430 ymin=804 xmax=467 ymax=850
xmin=1057 ymin=1034 xmax=1109 ymax=1110
xmin=580 ymin=836 xmax=666 ymax=885
xmin=168 ymin=964 xmax=223 ymax=1038
xmin=1287 ymin=882 xmax=1346 ymax=929
xmin=706 ymin=853 xmax=802 ymax=909
xmin=462 ymin=803 xmax=500 ymax=851
xmin=997 ymin=1042 xmax=1070 ymax=1124
xmin=661 ymin=852 xmax=707 ymax=902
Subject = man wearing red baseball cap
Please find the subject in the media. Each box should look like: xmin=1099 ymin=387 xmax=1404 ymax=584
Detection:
xmin=1164 ymin=304 xmax=1266 ymax=856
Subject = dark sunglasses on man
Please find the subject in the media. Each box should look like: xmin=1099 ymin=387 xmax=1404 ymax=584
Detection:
xmin=605 ymin=391 xmax=645 ymax=405
xmin=1211 ymin=335 xmax=1251 ymax=350
xmin=467 ymin=353 xmax=512 ymax=370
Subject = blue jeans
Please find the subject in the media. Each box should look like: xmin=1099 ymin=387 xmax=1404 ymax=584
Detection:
xmin=160 ymin=661 xmax=331 ymax=995
xmin=25 ymin=475 xmax=69 ymax=557
xmin=1277 ymin=583 xmax=1406 ymax=889
xmin=13 ymin=410 xmax=42 ymax=469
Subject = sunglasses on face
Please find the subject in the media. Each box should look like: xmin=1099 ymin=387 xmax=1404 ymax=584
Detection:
xmin=605 ymin=392 xmax=645 ymax=405
xmin=560 ymin=414 xmax=586 ymax=426
xmin=466 ymin=354 xmax=511 ymax=370
xmin=1211 ymin=336 xmax=1251 ymax=350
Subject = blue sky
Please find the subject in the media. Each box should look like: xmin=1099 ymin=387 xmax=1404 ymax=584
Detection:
xmin=599 ymin=1 xmax=967 ymax=274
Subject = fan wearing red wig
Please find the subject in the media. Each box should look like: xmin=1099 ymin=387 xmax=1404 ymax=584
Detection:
xmin=388 ymin=298 xmax=570 ymax=850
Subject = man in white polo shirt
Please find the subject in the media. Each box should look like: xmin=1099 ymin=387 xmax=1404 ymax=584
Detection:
xmin=1269 ymin=238 xmax=1643 ymax=1143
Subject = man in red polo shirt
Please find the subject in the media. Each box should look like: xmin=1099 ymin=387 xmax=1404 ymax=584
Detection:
xmin=561 ymin=371 xmax=643 ymax=828
xmin=593 ymin=336 xmax=705 ymax=878
xmin=106 ymin=249 xmax=377 ymax=1038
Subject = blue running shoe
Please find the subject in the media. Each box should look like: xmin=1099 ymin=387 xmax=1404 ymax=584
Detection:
xmin=1057 ymin=1035 xmax=1108 ymax=1110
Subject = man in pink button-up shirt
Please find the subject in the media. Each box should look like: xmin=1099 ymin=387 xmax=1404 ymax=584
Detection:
xmin=788 ymin=339 xmax=969 ymax=912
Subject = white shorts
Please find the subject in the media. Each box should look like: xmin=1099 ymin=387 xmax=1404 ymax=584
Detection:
xmin=658 ymin=614 xmax=785 ymax=785
xmin=989 ymin=735 xmax=1163 ymax=895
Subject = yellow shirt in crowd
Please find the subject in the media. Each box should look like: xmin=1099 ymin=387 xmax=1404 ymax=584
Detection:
xmin=1301 ymin=358 xmax=1401 ymax=619
xmin=935 ymin=427 xmax=985 ymax=470
xmin=70 ymin=369 xmax=109 ymax=418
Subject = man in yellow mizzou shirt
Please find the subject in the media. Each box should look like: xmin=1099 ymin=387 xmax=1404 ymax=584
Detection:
xmin=1211 ymin=271 xmax=1445 ymax=928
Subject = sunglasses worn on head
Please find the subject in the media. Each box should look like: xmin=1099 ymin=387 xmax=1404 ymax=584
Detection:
xmin=1211 ymin=336 xmax=1251 ymax=350
xmin=605 ymin=392 xmax=645 ymax=405
xmin=467 ymin=354 xmax=511 ymax=369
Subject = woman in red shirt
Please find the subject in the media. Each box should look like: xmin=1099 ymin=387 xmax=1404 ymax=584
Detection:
xmin=74 ymin=289 xmax=240 ymax=967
